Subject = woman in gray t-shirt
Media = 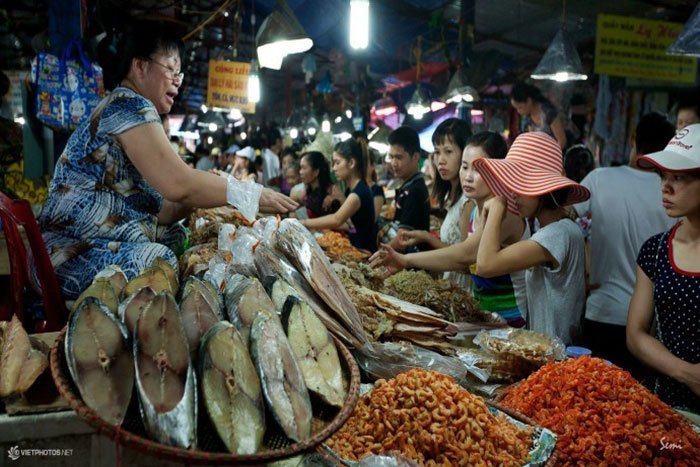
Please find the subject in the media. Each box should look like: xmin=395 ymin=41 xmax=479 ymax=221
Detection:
xmin=473 ymin=132 xmax=590 ymax=345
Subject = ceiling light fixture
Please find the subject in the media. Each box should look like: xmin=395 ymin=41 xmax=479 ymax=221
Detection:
xmin=531 ymin=1 xmax=587 ymax=82
xmin=349 ymin=0 xmax=369 ymax=50
xmin=256 ymin=0 xmax=313 ymax=70
xmin=443 ymin=68 xmax=479 ymax=103
xmin=371 ymin=96 xmax=398 ymax=117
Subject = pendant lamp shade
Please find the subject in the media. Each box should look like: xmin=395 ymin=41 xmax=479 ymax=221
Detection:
xmin=371 ymin=96 xmax=398 ymax=117
xmin=667 ymin=3 xmax=700 ymax=56
xmin=368 ymin=125 xmax=391 ymax=154
xmin=406 ymin=85 xmax=431 ymax=118
xmin=256 ymin=0 xmax=313 ymax=70
xmin=443 ymin=68 xmax=479 ymax=103
xmin=531 ymin=28 xmax=587 ymax=81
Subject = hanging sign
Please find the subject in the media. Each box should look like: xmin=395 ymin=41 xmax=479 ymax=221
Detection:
xmin=206 ymin=60 xmax=255 ymax=114
xmin=594 ymin=14 xmax=697 ymax=83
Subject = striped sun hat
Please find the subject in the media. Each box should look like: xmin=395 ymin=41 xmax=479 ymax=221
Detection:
xmin=473 ymin=132 xmax=590 ymax=215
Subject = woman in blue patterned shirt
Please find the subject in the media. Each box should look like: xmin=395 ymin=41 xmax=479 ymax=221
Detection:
xmin=36 ymin=22 xmax=296 ymax=300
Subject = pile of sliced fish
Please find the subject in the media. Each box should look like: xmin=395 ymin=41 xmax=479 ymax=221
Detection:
xmin=274 ymin=219 xmax=369 ymax=348
xmin=64 ymin=254 xmax=351 ymax=453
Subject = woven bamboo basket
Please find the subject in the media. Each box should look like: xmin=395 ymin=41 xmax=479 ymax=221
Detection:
xmin=50 ymin=327 xmax=361 ymax=464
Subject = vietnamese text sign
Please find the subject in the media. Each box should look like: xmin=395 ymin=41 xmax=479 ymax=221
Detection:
xmin=206 ymin=60 xmax=255 ymax=114
xmin=595 ymin=14 xmax=697 ymax=83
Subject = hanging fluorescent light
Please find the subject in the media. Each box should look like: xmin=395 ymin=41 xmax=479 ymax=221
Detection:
xmin=256 ymin=0 xmax=313 ymax=70
xmin=248 ymin=59 xmax=261 ymax=103
xmin=667 ymin=2 xmax=700 ymax=56
xmin=371 ymin=96 xmax=398 ymax=117
xmin=531 ymin=28 xmax=587 ymax=81
xmin=321 ymin=114 xmax=331 ymax=132
xmin=406 ymin=85 xmax=431 ymax=119
xmin=207 ymin=136 xmax=214 ymax=144
xmin=443 ymin=68 xmax=479 ymax=104
xmin=229 ymin=108 xmax=243 ymax=120
xmin=241 ymin=131 xmax=247 ymax=140
xmin=208 ymin=123 xmax=218 ymax=132
xmin=201 ymin=104 xmax=208 ymax=113
xmin=290 ymin=128 xmax=299 ymax=139
xmin=349 ymin=0 xmax=369 ymax=50
xmin=307 ymin=127 xmax=317 ymax=136
xmin=345 ymin=109 xmax=353 ymax=119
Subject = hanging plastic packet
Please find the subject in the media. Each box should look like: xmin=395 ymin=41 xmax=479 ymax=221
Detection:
xmin=226 ymin=175 xmax=263 ymax=222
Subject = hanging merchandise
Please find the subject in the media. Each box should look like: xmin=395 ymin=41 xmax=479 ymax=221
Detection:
xmin=316 ymin=71 xmax=333 ymax=94
xmin=33 ymin=39 xmax=105 ymax=132
xmin=302 ymin=54 xmax=317 ymax=84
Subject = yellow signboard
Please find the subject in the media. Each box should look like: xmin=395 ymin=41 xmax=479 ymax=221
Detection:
xmin=595 ymin=14 xmax=697 ymax=83
xmin=206 ymin=60 xmax=255 ymax=114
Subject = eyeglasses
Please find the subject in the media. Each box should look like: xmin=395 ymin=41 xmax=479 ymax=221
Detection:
xmin=149 ymin=58 xmax=184 ymax=83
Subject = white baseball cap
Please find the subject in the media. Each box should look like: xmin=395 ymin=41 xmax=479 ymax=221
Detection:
xmin=235 ymin=146 xmax=257 ymax=161
xmin=637 ymin=123 xmax=700 ymax=172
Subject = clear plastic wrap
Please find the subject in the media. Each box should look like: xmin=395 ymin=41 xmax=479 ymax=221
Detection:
xmin=216 ymin=223 xmax=238 ymax=251
xmin=473 ymin=328 xmax=566 ymax=365
xmin=218 ymin=226 xmax=261 ymax=277
xmin=252 ymin=216 xmax=280 ymax=247
xmin=226 ymin=175 xmax=263 ymax=222
xmin=355 ymin=342 xmax=468 ymax=387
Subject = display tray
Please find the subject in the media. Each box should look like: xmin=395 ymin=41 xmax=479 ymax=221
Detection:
xmin=50 ymin=327 xmax=361 ymax=465
xmin=321 ymin=387 xmax=558 ymax=467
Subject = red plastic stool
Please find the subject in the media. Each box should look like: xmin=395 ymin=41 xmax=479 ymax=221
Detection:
xmin=0 ymin=190 xmax=66 ymax=332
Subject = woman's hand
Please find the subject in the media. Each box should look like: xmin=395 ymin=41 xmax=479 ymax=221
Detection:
xmin=369 ymin=244 xmax=408 ymax=277
xmin=260 ymin=188 xmax=298 ymax=214
xmin=680 ymin=362 xmax=700 ymax=397
xmin=323 ymin=185 xmax=345 ymax=210
xmin=396 ymin=229 xmax=432 ymax=249
xmin=481 ymin=197 xmax=507 ymax=226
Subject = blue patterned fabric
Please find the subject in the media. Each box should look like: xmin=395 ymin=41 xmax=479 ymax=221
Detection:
xmin=36 ymin=87 xmax=183 ymax=299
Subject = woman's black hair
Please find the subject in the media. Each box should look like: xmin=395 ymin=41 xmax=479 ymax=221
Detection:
xmin=466 ymin=131 xmax=508 ymax=160
xmin=563 ymin=145 xmax=595 ymax=183
xmin=334 ymin=138 xmax=368 ymax=180
xmin=431 ymin=118 xmax=472 ymax=210
xmin=113 ymin=21 xmax=185 ymax=87
xmin=511 ymin=81 xmax=550 ymax=105
xmin=301 ymin=151 xmax=332 ymax=193
xmin=540 ymin=187 xmax=571 ymax=210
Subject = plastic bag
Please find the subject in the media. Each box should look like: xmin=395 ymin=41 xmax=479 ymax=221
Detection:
xmin=226 ymin=175 xmax=263 ymax=222
xmin=34 ymin=39 xmax=105 ymax=131
xmin=220 ymin=226 xmax=260 ymax=277
xmin=355 ymin=342 xmax=468 ymax=387
xmin=473 ymin=328 xmax=566 ymax=365
xmin=252 ymin=216 xmax=280 ymax=247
